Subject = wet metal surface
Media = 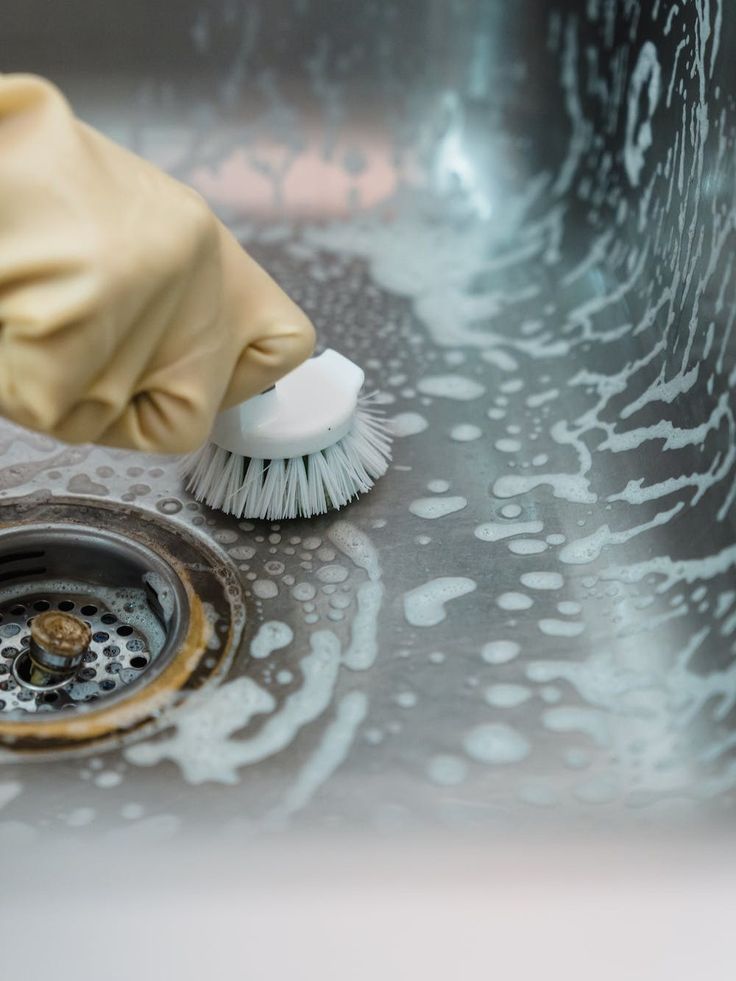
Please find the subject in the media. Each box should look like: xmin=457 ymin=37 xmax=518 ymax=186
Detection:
xmin=1 ymin=0 xmax=736 ymax=838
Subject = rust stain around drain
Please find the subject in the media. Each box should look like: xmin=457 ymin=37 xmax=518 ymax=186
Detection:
xmin=0 ymin=497 xmax=244 ymax=758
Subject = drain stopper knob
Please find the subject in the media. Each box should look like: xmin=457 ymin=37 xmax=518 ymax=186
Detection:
xmin=29 ymin=611 xmax=92 ymax=680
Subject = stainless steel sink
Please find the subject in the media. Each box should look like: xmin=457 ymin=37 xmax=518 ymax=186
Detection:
xmin=2 ymin=0 xmax=736 ymax=860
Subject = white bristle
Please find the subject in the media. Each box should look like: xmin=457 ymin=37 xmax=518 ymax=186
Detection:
xmin=181 ymin=397 xmax=392 ymax=521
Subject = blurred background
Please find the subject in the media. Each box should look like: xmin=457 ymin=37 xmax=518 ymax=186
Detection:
xmin=2 ymin=1 xmax=736 ymax=976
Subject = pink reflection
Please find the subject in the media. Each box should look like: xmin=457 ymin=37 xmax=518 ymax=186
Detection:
xmin=190 ymin=137 xmax=398 ymax=218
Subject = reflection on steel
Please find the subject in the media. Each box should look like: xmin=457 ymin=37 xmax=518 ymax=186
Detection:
xmin=1 ymin=0 xmax=735 ymax=833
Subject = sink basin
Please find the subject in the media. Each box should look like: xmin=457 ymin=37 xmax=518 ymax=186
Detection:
xmin=2 ymin=0 xmax=736 ymax=916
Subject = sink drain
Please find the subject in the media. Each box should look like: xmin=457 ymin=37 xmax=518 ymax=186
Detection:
xmin=0 ymin=497 xmax=244 ymax=759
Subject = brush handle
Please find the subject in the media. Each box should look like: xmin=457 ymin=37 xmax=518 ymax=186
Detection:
xmin=211 ymin=349 xmax=365 ymax=459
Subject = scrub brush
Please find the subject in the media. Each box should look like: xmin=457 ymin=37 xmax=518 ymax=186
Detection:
xmin=182 ymin=349 xmax=392 ymax=520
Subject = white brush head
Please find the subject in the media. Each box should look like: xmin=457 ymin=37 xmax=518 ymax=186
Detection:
xmin=182 ymin=349 xmax=392 ymax=521
xmin=211 ymin=350 xmax=365 ymax=459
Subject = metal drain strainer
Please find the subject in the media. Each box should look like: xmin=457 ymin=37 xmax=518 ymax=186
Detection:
xmin=2 ymin=591 xmax=163 ymax=713
xmin=0 ymin=497 xmax=244 ymax=758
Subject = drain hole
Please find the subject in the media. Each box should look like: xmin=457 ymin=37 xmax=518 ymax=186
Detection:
xmin=0 ymin=509 xmax=236 ymax=735
xmin=0 ymin=567 xmax=47 ymax=583
xmin=12 ymin=651 xmax=60 ymax=691
xmin=0 ymin=550 xmax=45 ymax=565
xmin=13 ymin=656 xmax=33 ymax=686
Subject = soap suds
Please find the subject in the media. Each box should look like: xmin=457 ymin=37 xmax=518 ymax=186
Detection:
xmin=463 ymin=723 xmax=530 ymax=765
xmin=250 ymin=621 xmax=294 ymax=660
xmin=481 ymin=640 xmax=521 ymax=664
xmin=268 ymin=691 xmax=368 ymax=823
xmin=390 ymin=412 xmax=428 ymax=437
xmin=329 ymin=521 xmax=383 ymax=671
xmin=450 ymin=424 xmax=483 ymax=441
xmin=508 ymin=539 xmax=549 ymax=555
xmin=520 ymin=571 xmax=565 ymax=590
xmin=538 ymin=618 xmax=585 ymax=637
xmin=475 ymin=520 xmax=543 ymax=542
xmin=417 ymin=375 xmax=486 ymax=400
xmin=484 ymin=683 xmax=532 ymax=708
xmin=410 ymin=496 xmax=468 ymax=519
xmin=252 ymin=579 xmax=278 ymax=599
xmin=403 ymin=577 xmax=477 ymax=627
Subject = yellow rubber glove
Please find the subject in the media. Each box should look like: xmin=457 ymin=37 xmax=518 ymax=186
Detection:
xmin=0 ymin=74 xmax=315 ymax=453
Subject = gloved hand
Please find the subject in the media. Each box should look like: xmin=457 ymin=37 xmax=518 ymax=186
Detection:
xmin=0 ymin=74 xmax=315 ymax=453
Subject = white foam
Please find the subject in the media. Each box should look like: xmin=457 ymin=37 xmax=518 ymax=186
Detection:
xmin=508 ymin=539 xmax=548 ymax=555
xmin=495 ymin=438 xmax=522 ymax=453
xmin=268 ymin=691 xmax=368 ymax=823
xmin=557 ymin=601 xmax=582 ymax=616
xmin=250 ymin=621 xmax=294 ymax=660
xmin=417 ymin=375 xmax=485 ymax=401
xmin=329 ymin=521 xmax=383 ymax=671
xmin=463 ymin=723 xmax=530 ymax=765
xmin=526 ymin=388 xmax=559 ymax=408
xmin=538 ymin=619 xmax=584 ymax=637
xmin=403 ymin=577 xmax=477 ymax=627
xmin=624 ymin=41 xmax=662 ymax=187
xmin=410 ymin=496 xmax=468 ymax=519
xmin=481 ymin=640 xmax=521 ymax=664
xmin=475 ymin=520 xmax=543 ymax=542
xmin=559 ymin=502 xmax=683 ymax=565
xmin=229 ymin=545 xmax=255 ymax=561
xmin=494 ymin=471 xmax=597 ymax=505
xmin=527 ymin=654 xmax=658 ymax=711
xmin=450 ymin=424 xmax=482 ymax=441
xmin=126 ymin=631 xmax=340 ymax=784
xmin=252 ymin=580 xmax=278 ymax=599
xmin=484 ymin=684 xmax=531 ymax=708
xmin=542 ymin=706 xmax=610 ymax=747
xmin=291 ymin=583 xmax=316 ymax=602
xmin=316 ymin=564 xmax=349 ymax=584
xmin=520 ymin=572 xmax=565 ymax=590
xmin=390 ymin=412 xmax=428 ymax=437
